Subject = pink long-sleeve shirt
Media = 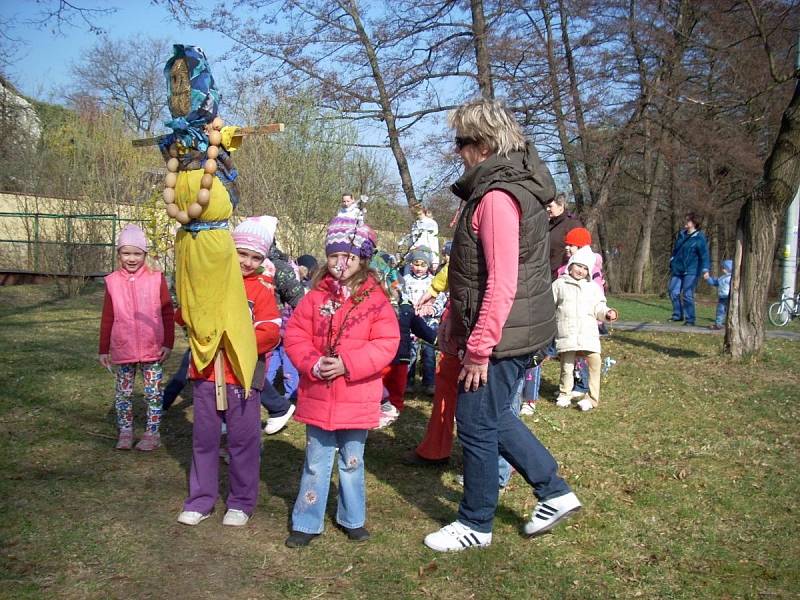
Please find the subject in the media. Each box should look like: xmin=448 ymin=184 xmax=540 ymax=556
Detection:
xmin=465 ymin=189 xmax=521 ymax=365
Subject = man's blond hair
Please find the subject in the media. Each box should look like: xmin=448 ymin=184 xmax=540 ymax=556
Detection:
xmin=448 ymin=99 xmax=526 ymax=158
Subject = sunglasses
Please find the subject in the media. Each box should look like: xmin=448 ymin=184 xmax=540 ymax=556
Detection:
xmin=454 ymin=136 xmax=477 ymax=150
xmin=411 ymin=260 xmax=429 ymax=267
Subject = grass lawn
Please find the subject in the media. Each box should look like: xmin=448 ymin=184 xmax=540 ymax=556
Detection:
xmin=1 ymin=282 xmax=799 ymax=599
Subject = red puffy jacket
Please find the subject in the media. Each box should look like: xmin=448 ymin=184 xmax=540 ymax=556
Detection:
xmin=285 ymin=274 xmax=400 ymax=431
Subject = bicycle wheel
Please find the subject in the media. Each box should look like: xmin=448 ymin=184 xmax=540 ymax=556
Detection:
xmin=768 ymin=301 xmax=791 ymax=327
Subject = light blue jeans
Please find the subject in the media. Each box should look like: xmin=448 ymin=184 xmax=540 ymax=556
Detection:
xmin=290 ymin=425 xmax=368 ymax=534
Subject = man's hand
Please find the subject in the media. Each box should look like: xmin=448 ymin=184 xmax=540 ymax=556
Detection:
xmin=159 ymin=347 xmax=171 ymax=362
xmin=458 ymin=361 xmax=488 ymax=392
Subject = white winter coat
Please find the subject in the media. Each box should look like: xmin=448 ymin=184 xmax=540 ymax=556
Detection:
xmin=552 ymin=273 xmax=610 ymax=354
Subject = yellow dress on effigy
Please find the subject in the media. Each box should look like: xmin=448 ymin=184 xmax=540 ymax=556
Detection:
xmin=172 ymin=130 xmax=256 ymax=391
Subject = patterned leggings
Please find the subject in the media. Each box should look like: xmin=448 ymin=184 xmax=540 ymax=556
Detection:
xmin=114 ymin=362 xmax=164 ymax=433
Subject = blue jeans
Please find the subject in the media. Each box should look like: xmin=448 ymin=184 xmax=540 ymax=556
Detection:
xmin=498 ymin=377 xmax=523 ymax=488
xmin=669 ymin=274 xmax=699 ymax=324
xmin=455 ymin=355 xmax=572 ymax=533
xmin=259 ymin=380 xmax=291 ymax=417
xmin=573 ymin=357 xmax=589 ymax=393
xmin=267 ymin=343 xmax=299 ymax=400
xmin=407 ymin=337 xmax=437 ymax=388
xmin=716 ymin=296 xmax=729 ymax=326
xmin=523 ymin=366 xmax=541 ymax=401
xmin=290 ymin=426 xmax=368 ymax=534
xmin=162 ymin=349 xmax=191 ymax=410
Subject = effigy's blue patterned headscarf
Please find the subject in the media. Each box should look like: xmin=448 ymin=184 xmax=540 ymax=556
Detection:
xmin=163 ymin=44 xmax=220 ymax=151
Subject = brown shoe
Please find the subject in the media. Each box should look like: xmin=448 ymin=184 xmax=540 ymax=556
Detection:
xmin=115 ymin=429 xmax=134 ymax=451
xmin=135 ymin=432 xmax=161 ymax=452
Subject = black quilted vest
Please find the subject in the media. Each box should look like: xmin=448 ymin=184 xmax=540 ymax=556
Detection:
xmin=448 ymin=143 xmax=556 ymax=358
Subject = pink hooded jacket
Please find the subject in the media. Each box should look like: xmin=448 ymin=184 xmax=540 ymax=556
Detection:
xmin=285 ymin=274 xmax=400 ymax=431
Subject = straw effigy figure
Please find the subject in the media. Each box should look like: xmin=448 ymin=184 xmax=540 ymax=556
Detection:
xmin=158 ymin=44 xmax=255 ymax=396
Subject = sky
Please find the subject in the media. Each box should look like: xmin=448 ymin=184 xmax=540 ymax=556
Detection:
xmin=2 ymin=1 xmax=232 ymax=100
xmin=0 ymin=0 xmax=451 ymax=196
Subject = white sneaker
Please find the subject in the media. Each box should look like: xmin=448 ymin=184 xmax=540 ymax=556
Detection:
xmin=177 ymin=510 xmax=211 ymax=526
xmin=569 ymin=390 xmax=587 ymax=400
xmin=264 ymin=403 xmax=296 ymax=435
xmin=381 ymin=402 xmax=399 ymax=418
xmin=523 ymin=492 xmax=582 ymax=537
xmin=519 ymin=402 xmax=536 ymax=416
xmin=424 ymin=521 xmax=492 ymax=552
xmin=555 ymin=394 xmax=572 ymax=408
xmin=222 ymin=509 xmax=250 ymax=527
xmin=577 ymin=398 xmax=595 ymax=412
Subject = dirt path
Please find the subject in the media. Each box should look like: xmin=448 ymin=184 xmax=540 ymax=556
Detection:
xmin=613 ymin=320 xmax=800 ymax=341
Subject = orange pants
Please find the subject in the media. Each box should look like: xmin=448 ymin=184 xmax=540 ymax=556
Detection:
xmin=382 ymin=363 xmax=409 ymax=411
xmin=415 ymin=353 xmax=461 ymax=461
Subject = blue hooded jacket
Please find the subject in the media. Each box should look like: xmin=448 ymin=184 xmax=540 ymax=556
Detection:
xmin=707 ymin=260 xmax=733 ymax=298
xmin=670 ymin=229 xmax=710 ymax=276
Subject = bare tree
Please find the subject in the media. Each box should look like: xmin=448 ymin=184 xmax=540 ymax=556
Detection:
xmin=724 ymin=0 xmax=800 ymax=357
xmin=69 ymin=36 xmax=170 ymax=135
xmin=25 ymin=1 xmax=116 ymax=35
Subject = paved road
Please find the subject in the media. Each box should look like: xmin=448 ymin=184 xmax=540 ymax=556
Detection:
xmin=612 ymin=321 xmax=800 ymax=341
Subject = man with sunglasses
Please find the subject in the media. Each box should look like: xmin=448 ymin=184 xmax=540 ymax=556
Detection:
xmin=424 ymin=99 xmax=581 ymax=553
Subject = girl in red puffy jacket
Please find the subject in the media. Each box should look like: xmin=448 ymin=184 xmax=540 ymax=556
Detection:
xmin=283 ymin=216 xmax=400 ymax=548
xmin=98 ymin=224 xmax=174 ymax=452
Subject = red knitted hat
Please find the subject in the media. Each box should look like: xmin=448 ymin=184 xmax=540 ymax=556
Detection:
xmin=564 ymin=227 xmax=592 ymax=247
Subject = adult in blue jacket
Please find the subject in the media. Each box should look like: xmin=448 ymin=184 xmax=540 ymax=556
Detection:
xmin=668 ymin=212 xmax=710 ymax=325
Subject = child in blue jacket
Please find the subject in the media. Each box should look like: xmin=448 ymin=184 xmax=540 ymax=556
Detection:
xmin=706 ymin=259 xmax=732 ymax=330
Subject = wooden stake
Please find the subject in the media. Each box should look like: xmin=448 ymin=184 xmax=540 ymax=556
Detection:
xmin=131 ymin=123 xmax=285 ymax=147
xmin=214 ymin=351 xmax=227 ymax=411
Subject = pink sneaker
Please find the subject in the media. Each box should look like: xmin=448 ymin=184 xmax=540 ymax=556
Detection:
xmin=115 ymin=429 xmax=133 ymax=451
xmin=135 ymin=432 xmax=161 ymax=452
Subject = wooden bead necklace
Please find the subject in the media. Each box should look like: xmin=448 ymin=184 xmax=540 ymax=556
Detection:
xmin=163 ymin=116 xmax=225 ymax=225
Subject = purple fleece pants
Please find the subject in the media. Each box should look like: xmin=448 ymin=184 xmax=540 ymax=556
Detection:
xmin=183 ymin=380 xmax=261 ymax=516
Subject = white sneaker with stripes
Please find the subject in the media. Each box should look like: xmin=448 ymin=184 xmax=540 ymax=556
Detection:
xmin=523 ymin=491 xmax=582 ymax=537
xmin=424 ymin=521 xmax=492 ymax=552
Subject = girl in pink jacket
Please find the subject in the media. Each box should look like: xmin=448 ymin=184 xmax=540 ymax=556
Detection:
xmin=283 ymin=216 xmax=400 ymax=548
xmin=98 ymin=224 xmax=174 ymax=451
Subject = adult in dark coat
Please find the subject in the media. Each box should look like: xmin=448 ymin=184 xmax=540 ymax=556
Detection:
xmin=545 ymin=193 xmax=583 ymax=280
xmin=668 ymin=212 xmax=710 ymax=326
xmin=422 ymin=98 xmax=580 ymax=554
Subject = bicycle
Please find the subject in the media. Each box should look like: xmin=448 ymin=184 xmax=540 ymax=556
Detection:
xmin=767 ymin=288 xmax=800 ymax=326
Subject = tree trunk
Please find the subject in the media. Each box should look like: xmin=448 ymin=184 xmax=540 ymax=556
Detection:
xmin=470 ymin=0 xmax=494 ymax=99
xmin=725 ymin=78 xmax=800 ymax=357
xmin=539 ymin=0 xmax=584 ymax=207
xmin=346 ymin=2 xmax=418 ymax=207
xmin=630 ymin=154 xmax=664 ymax=292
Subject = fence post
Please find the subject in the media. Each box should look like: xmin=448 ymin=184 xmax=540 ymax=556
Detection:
xmin=111 ymin=216 xmax=118 ymax=272
xmin=33 ymin=213 xmax=40 ymax=271
xmin=66 ymin=216 xmax=73 ymax=275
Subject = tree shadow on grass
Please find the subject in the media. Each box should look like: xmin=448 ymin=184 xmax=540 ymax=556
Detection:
xmin=260 ymin=437 xmax=305 ymax=530
xmin=369 ymin=407 xmax=461 ymax=515
xmin=364 ymin=400 xmax=533 ymax=530
xmin=612 ymin=332 xmax=704 ymax=358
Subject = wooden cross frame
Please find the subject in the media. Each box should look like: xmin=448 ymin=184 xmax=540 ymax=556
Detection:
xmin=131 ymin=123 xmax=285 ymax=147
xmin=131 ymin=121 xmax=285 ymax=410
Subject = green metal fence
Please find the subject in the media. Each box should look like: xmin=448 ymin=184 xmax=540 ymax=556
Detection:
xmin=0 ymin=212 xmax=162 ymax=276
